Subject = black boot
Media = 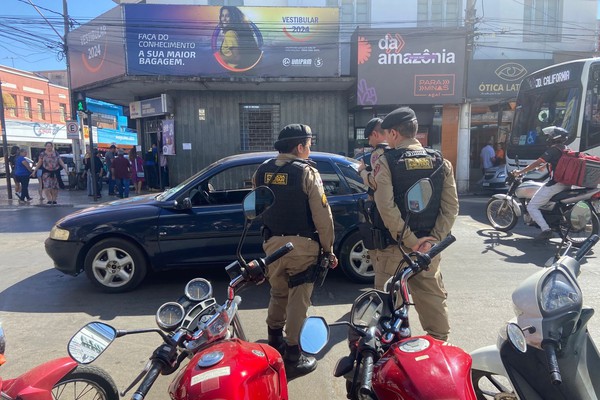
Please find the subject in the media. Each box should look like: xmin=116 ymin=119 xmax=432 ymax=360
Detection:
xmin=268 ymin=327 xmax=286 ymax=356
xmin=283 ymin=344 xmax=317 ymax=378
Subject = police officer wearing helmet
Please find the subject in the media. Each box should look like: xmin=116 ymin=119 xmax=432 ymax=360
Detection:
xmin=253 ymin=123 xmax=338 ymax=378
xmin=373 ymin=107 xmax=458 ymax=341
xmin=511 ymin=126 xmax=571 ymax=240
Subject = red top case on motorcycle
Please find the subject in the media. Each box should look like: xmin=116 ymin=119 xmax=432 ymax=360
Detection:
xmin=372 ymin=336 xmax=476 ymax=400
xmin=168 ymin=338 xmax=288 ymax=400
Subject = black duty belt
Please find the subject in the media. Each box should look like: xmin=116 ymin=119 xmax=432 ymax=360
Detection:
xmin=269 ymin=231 xmax=319 ymax=241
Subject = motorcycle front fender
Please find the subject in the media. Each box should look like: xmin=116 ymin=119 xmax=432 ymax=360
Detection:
xmin=470 ymin=345 xmax=508 ymax=377
xmin=491 ymin=194 xmax=522 ymax=217
xmin=2 ymin=357 xmax=77 ymax=399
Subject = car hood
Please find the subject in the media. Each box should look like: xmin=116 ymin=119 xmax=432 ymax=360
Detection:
xmin=56 ymin=194 xmax=163 ymax=227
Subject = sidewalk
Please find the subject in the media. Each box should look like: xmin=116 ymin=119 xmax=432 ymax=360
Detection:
xmin=0 ymin=180 xmax=150 ymax=208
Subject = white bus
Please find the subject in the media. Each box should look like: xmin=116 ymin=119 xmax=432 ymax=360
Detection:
xmin=506 ymin=58 xmax=600 ymax=176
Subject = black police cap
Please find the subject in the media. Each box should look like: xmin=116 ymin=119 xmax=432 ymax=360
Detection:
xmin=364 ymin=118 xmax=382 ymax=137
xmin=381 ymin=107 xmax=416 ymax=130
xmin=274 ymin=124 xmax=313 ymax=148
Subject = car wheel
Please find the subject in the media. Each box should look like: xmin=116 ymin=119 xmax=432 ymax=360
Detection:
xmin=339 ymin=230 xmax=374 ymax=283
xmin=84 ymin=238 xmax=147 ymax=293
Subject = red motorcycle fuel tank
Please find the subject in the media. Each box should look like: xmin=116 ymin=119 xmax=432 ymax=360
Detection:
xmin=372 ymin=336 xmax=476 ymax=400
xmin=168 ymin=339 xmax=288 ymax=400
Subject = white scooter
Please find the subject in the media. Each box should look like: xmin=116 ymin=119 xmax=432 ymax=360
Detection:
xmin=470 ymin=230 xmax=600 ymax=400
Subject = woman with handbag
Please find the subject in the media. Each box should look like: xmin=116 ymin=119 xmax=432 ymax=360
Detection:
xmin=129 ymin=148 xmax=145 ymax=195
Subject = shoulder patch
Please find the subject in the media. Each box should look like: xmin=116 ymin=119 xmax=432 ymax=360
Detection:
xmin=321 ymin=193 xmax=328 ymax=207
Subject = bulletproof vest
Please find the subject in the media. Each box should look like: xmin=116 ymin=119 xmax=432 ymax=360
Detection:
xmin=384 ymin=148 xmax=445 ymax=237
xmin=255 ymin=159 xmax=316 ymax=237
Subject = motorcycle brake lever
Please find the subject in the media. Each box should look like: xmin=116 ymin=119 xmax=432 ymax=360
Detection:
xmin=121 ymin=361 xmax=152 ymax=396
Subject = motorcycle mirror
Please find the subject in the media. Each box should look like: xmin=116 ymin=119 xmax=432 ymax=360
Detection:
xmin=242 ymin=186 xmax=275 ymax=220
xmin=351 ymin=291 xmax=384 ymax=328
xmin=68 ymin=322 xmax=117 ymax=364
xmin=299 ymin=316 xmax=329 ymax=355
xmin=506 ymin=323 xmax=527 ymax=353
xmin=404 ymin=178 xmax=434 ymax=215
xmin=0 ymin=324 xmax=5 ymax=355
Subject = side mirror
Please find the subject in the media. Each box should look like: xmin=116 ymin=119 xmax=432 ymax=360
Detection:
xmin=180 ymin=198 xmax=192 ymax=210
xmin=405 ymin=178 xmax=434 ymax=214
xmin=299 ymin=316 xmax=329 ymax=355
xmin=0 ymin=324 xmax=5 ymax=355
xmin=351 ymin=291 xmax=384 ymax=328
xmin=68 ymin=322 xmax=116 ymax=364
xmin=506 ymin=323 xmax=527 ymax=353
xmin=242 ymin=186 xmax=275 ymax=220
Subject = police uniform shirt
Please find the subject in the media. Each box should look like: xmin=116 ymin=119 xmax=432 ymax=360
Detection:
xmin=359 ymin=145 xmax=387 ymax=194
xmin=373 ymin=137 xmax=459 ymax=248
xmin=253 ymin=153 xmax=335 ymax=253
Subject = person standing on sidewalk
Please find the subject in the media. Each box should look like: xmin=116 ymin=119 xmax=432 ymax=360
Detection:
xmin=105 ymin=144 xmax=117 ymax=196
xmin=33 ymin=142 xmax=67 ymax=205
xmin=84 ymin=150 xmax=104 ymax=197
xmin=111 ymin=149 xmax=131 ymax=198
xmin=15 ymin=148 xmax=33 ymax=203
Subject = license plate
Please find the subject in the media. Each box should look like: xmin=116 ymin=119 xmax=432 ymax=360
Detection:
xmin=483 ymin=182 xmax=490 ymax=187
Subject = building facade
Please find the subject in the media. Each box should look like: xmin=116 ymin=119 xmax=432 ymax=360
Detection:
xmin=69 ymin=0 xmax=599 ymax=191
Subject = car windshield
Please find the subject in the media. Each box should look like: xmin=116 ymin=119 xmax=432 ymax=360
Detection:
xmin=156 ymin=160 xmax=223 ymax=201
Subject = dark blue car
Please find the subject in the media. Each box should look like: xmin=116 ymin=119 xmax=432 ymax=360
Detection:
xmin=46 ymin=152 xmax=373 ymax=293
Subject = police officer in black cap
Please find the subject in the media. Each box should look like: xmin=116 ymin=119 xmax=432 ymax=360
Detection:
xmin=372 ymin=107 xmax=459 ymax=341
xmin=356 ymin=117 xmax=392 ymax=289
xmin=253 ymin=123 xmax=338 ymax=378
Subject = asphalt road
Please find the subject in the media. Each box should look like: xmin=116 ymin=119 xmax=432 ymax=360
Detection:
xmin=1 ymin=194 xmax=599 ymax=399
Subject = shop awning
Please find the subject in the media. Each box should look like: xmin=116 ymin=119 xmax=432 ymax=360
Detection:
xmin=2 ymin=92 xmax=15 ymax=109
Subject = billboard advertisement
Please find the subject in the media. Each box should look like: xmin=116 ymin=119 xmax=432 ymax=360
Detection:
xmin=467 ymin=59 xmax=553 ymax=100
xmin=123 ymin=5 xmax=339 ymax=77
xmin=68 ymin=7 xmax=127 ymax=89
xmin=356 ymin=28 xmax=467 ymax=105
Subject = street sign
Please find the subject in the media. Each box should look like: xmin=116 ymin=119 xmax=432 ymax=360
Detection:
xmin=66 ymin=120 xmax=79 ymax=139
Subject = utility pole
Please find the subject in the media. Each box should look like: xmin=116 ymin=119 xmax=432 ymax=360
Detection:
xmin=63 ymin=0 xmax=83 ymax=175
xmin=85 ymin=110 xmax=98 ymax=201
xmin=0 ymin=81 xmax=13 ymax=199
xmin=456 ymin=0 xmax=477 ymax=194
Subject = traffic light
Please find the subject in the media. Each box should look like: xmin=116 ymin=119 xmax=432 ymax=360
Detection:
xmin=76 ymin=98 xmax=87 ymax=113
xmin=73 ymin=92 xmax=87 ymax=113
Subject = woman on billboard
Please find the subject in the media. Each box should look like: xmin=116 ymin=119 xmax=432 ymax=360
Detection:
xmin=214 ymin=6 xmax=263 ymax=71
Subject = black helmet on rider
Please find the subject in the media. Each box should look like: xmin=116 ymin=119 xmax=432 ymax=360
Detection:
xmin=542 ymin=126 xmax=569 ymax=144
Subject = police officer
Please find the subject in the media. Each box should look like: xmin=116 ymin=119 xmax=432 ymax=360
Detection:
xmin=373 ymin=107 xmax=459 ymax=341
xmin=357 ymin=117 xmax=392 ymax=289
xmin=253 ymin=123 xmax=338 ymax=378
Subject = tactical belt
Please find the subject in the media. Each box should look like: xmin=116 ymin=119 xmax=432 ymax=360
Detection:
xmin=263 ymin=227 xmax=319 ymax=242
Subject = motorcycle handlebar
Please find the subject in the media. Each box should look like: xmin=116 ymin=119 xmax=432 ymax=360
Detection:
xmin=131 ymin=360 xmax=162 ymax=400
xmin=359 ymin=352 xmax=375 ymax=396
xmin=574 ymin=234 xmax=599 ymax=262
xmin=541 ymin=341 xmax=562 ymax=385
xmin=264 ymin=242 xmax=294 ymax=266
xmin=414 ymin=235 xmax=456 ymax=270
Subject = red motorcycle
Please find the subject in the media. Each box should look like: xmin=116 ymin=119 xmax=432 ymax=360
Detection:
xmin=0 ymin=323 xmax=118 ymax=400
xmin=299 ymin=178 xmax=477 ymax=399
xmin=65 ymin=186 xmax=294 ymax=400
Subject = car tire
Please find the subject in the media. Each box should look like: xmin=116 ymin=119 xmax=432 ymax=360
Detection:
xmin=339 ymin=230 xmax=374 ymax=283
xmin=84 ymin=238 xmax=147 ymax=293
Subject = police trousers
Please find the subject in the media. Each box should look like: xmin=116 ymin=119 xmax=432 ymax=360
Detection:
xmin=263 ymin=236 xmax=320 ymax=346
xmin=375 ymin=245 xmax=450 ymax=341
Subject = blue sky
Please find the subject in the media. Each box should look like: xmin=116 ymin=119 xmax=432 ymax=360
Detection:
xmin=0 ymin=0 xmax=117 ymax=72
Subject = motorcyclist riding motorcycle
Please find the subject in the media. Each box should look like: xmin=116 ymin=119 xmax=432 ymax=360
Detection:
xmin=512 ymin=126 xmax=571 ymax=241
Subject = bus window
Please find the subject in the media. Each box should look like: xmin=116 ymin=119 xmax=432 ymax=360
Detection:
xmin=582 ymin=66 xmax=600 ymax=151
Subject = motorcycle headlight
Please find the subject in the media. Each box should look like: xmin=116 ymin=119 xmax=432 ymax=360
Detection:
xmin=50 ymin=226 xmax=70 ymax=241
xmin=540 ymin=271 xmax=580 ymax=313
